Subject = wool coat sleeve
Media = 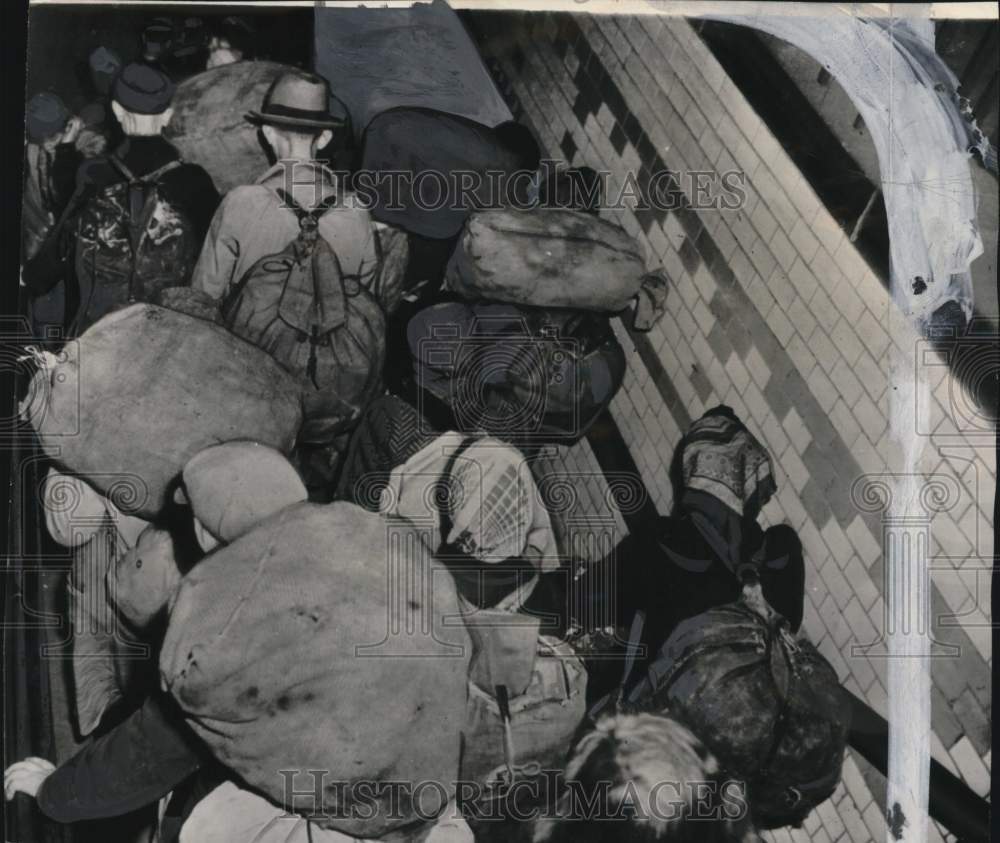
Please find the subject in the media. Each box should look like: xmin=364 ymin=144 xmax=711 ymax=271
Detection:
xmin=36 ymin=693 xmax=204 ymax=823
xmin=189 ymin=188 xmax=249 ymax=300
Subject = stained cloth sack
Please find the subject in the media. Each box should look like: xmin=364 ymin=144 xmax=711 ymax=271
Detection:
xmin=160 ymin=501 xmax=471 ymax=837
xmin=624 ymin=583 xmax=850 ymax=829
xmin=461 ymin=636 xmax=586 ymax=791
xmin=111 ymin=524 xmax=183 ymax=630
xmin=164 ymin=61 xmax=291 ymax=194
xmin=21 ymin=304 xmax=303 ymax=519
xmin=69 ymin=517 xmax=153 ymax=736
xmin=42 ymin=468 xmax=116 ymax=548
xmin=179 ymin=781 xmax=475 ymax=843
xmin=154 ymin=285 xmax=224 ymax=323
xmin=445 ymin=209 xmax=650 ymax=312
xmin=180 ymin=441 xmax=308 ymax=545
xmin=42 ymin=468 xmax=152 ymax=733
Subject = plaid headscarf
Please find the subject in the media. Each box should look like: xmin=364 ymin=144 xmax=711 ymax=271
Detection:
xmin=379 ymin=432 xmax=557 ymax=570
xmin=680 ymin=406 xmax=776 ymax=519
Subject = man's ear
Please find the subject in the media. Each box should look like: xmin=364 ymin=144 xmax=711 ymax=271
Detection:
xmin=315 ymin=129 xmax=333 ymax=152
xmin=261 ymin=124 xmax=278 ymax=150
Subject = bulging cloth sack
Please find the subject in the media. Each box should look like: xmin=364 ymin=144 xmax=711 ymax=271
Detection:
xmin=624 ymin=584 xmax=850 ymax=829
xmin=461 ymin=636 xmax=587 ymax=791
xmin=21 ymin=304 xmax=303 ymax=519
xmin=180 ymin=781 xmax=474 ymax=843
xmin=445 ymin=209 xmax=648 ymax=312
xmin=42 ymin=468 xmax=153 ymax=733
xmin=42 ymin=468 xmax=149 ymax=550
xmin=164 ymin=61 xmax=292 ymax=194
xmin=408 ymin=302 xmax=626 ymax=444
xmin=160 ymin=501 xmax=472 ymax=838
xmin=111 ymin=525 xmax=184 ymax=630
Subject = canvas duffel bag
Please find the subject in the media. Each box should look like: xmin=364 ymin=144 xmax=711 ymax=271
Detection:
xmin=624 ymin=583 xmax=851 ymax=829
xmin=160 ymin=501 xmax=472 ymax=838
xmin=21 ymin=304 xmax=303 ymax=519
xmin=407 ymin=301 xmax=626 ymax=444
xmin=444 ymin=208 xmax=649 ymax=312
xmin=461 ymin=635 xmax=587 ymax=791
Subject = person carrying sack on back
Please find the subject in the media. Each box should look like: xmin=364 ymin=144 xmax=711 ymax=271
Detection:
xmin=23 ymin=63 xmax=220 ymax=336
xmin=192 ymin=72 xmax=386 ymax=494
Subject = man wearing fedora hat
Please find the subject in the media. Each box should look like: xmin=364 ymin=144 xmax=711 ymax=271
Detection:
xmin=191 ymin=71 xmax=378 ymax=302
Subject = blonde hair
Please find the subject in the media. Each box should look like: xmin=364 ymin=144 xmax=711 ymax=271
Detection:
xmin=534 ymin=714 xmax=757 ymax=843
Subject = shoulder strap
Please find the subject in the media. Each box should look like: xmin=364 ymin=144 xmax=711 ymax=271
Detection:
xmin=437 ymin=436 xmax=479 ymax=550
xmin=139 ymin=159 xmax=183 ymax=184
xmin=275 ymin=188 xmax=341 ymax=227
xmin=108 ymin=155 xmax=135 ymax=183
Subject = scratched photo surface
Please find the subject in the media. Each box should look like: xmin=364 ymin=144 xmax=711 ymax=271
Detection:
xmin=4 ymin=3 xmax=995 ymax=843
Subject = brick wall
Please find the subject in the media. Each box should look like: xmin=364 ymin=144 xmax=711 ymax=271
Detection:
xmin=469 ymin=10 xmax=994 ymax=842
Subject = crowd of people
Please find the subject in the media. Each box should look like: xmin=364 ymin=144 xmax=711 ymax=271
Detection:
xmin=8 ymin=14 xmax=848 ymax=843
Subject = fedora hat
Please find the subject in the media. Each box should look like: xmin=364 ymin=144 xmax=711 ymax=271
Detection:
xmin=246 ymin=72 xmax=348 ymax=130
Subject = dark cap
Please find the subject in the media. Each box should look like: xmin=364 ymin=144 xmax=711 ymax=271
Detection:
xmin=89 ymin=45 xmax=123 ymax=75
xmin=113 ymin=63 xmax=176 ymax=115
xmin=218 ymin=15 xmax=255 ymax=56
xmin=26 ymin=93 xmax=71 ymax=143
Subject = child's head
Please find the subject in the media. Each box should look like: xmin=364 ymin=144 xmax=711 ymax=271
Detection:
xmin=534 ymin=714 xmax=756 ymax=843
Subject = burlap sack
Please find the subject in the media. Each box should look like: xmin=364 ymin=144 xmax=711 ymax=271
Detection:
xmin=22 ymin=304 xmax=303 ymax=519
xmin=111 ymin=525 xmax=183 ymax=630
xmin=160 ymin=502 xmax=472 ymax=838
xmin=445 ymin=209 xmax=647 ymax=311
xmin=164 ymin=61 xmax=291 ymax=194
xmin=461 ymin=636 xmax=586 ymax=791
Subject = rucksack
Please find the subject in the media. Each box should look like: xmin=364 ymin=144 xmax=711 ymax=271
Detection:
xmin=622 ymin=582 xmax=850 ymax=829
xmin=73 ymin=155 xmax=198 ymax=333
xmin=220 ymin=189 xmax=387 ymax=445
xmin=408 ymin=301 xmax=626 ymax=445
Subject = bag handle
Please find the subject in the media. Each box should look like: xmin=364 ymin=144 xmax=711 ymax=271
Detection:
xmin=436 ymin=435 xmax=478 ymax=551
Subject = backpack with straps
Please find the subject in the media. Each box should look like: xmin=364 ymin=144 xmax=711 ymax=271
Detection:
xmin=621 ymin=580 xmax=850 ymax=829
xmin=74 ymin=155 xmax=198 ymax=334
xmin=221 ymin=189 xmax=387 ymax=445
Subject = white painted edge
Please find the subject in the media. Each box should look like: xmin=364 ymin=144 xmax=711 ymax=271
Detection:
xmin=25 ymin=0 xmax=1000 ymax=17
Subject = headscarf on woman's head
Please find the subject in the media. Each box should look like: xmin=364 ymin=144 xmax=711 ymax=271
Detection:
xmin=680 ymin=406 xmax=776 ymax=519
xmin=675 ymin=406 xmax=777 ymax=578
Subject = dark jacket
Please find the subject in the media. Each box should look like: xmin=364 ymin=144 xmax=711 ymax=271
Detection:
xmin=36 ymin=693 xmax=202 ymax=822
xmin=36 ymin=692 xmax=221 ymax=842
xmin=23 ymin=136 xmax=220 ymax=332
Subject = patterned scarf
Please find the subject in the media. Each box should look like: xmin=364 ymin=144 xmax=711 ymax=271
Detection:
xmin=677 ymin=406 xmax=777 ymax=577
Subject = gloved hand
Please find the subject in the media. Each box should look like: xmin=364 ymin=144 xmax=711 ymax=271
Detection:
xmin=4 ymin=757 xmax=56 ymax=800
